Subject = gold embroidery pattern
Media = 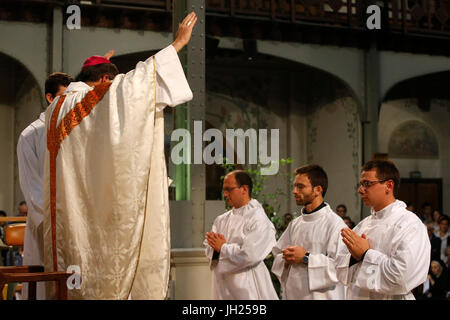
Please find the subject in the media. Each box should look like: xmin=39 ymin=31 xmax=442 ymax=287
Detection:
xmin=56 ymin=82 xmax=112 ymax=149
xmin=47 ymin=95 xmax=66 ymax=274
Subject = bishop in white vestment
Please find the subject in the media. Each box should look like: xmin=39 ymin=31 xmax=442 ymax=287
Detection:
xmin=18 ymin=72 xmax=73 ymax=300
xmin=42 ymin=13 xmax=197 ymax=299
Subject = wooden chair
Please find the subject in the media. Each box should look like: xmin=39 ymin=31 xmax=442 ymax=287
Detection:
xmin=0 ymin=220 xmax=72 ymax=300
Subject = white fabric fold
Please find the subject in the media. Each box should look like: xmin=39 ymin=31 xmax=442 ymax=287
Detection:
xmin=204 ymin=199 xmax=279 ymax=300
xmin=42 ymin=45 xmax=192 ymax=299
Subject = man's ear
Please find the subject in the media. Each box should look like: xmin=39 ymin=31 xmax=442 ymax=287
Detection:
xmin=46 ymin=93 xmax=54 ymax=104
xmin=101 ymin=74 xmax=109 ymax=83
xmin=314 ymin=185 xmax=323 ymax=197
xmin=386 ymin=180 xmax=395 ymax=194
xmin=241 ymin=185 xmax=249 ymax=196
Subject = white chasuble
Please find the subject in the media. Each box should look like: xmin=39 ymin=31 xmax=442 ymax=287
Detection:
xmin=43 ymin=46 xmax=192 ymax=299
xmin=272 ymin=203 xmax=347 ymax=300
xmin=204 ymin=199 xmax=279 ymax=300
xmin=335 ymin=200 xmax=430 ymax=300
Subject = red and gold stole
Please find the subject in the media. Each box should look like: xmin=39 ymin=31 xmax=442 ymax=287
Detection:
xmin=46 ymin=82 xmax=112 ymax=275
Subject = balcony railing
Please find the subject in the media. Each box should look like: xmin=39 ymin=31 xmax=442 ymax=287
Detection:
xmin=205 ymin=0 xmax=450 ymax=36
xmin=8 ymin=0 xmax=450 ymax=36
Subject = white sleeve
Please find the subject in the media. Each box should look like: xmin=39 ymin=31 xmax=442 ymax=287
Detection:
xmin=308 ymin=219 xmax=347 ymax=291
xmin=216 ymin=215 xmax=276 ymax=275
xmin=17 ymin=133 xmax=44 ymax=230
xmin=271 ymin=224 xmax=292 ymax=285
xmin=352 ymin=222 xmax=430 ymax=295
xmin=154 ymin=45 xmax=193 ymax=111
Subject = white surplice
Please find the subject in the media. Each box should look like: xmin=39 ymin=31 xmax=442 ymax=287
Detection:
xmin=42 ymin=45 xmax=192 ymax=299
xmin=204 ymin=199 xmax=279 ymax=300
xmin=335 ymin=200 xmax=430 ymax=300
xmin=17 ymin=112 xmax=47 ymax=299
xmin=272 ymin=203 xmax=347 ymax=300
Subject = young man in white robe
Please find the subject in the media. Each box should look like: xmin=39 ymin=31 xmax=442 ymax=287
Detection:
xmin=272 ymin=164 xmax=347 ymax=300
xmin=17 ymin=72 xmax=73 ymax=300
xmin=336 ymin=160 xmax=430 ymax=300
xmin=42 ymin=12 xmax=197 ymax=299
xmin=204 ymin=170 xmax=278 ymax=300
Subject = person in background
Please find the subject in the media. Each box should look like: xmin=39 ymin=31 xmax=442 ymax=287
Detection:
xmin=420 ymin=202 xmax=433 ymax=224
xmin=406 ymin=202 xmax=415 ymax=214
xmin=336 ymin=204 xmax=347 ymax=219
xmin=17 ymin=201 xmax=28 ymax=217
xmin=432 ymin=210 xmax=442 ymax=234
xmin=434 ymin=215 xmax=449 ymax=263
xmin=0 ymin=210 xmax=7 ymax=266
xmin=343 ymin=216 xmax=355 ymax=229
xmin=423 ymin=260 xmax=449 ymax=300
xmin=281 ymin=213 xmax=293 ymax=232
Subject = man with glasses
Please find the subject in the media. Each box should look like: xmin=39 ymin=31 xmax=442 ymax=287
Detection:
xmin=336 ymin=160 xmax=430 ymax=299
xmin=272 ymin=164 xmax=347 ymax=299
xmin=204 ymin=170 xmax=278 ymax=299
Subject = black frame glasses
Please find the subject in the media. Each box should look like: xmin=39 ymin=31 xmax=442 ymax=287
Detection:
xmin=357 ymin=179 xmax=389 ymax=190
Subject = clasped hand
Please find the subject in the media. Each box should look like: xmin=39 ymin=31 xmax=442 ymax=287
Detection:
xmin=341 ymin=228 xmax=370 ymax=261
xmin=282 ymin=246 xmax=306 ymax=264
xmin=206 ymin=231 xmax=226 ymax=252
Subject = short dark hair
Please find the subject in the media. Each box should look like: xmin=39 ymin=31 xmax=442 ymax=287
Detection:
xmin=0 ymin=210 xmax=6 ymax=217
xmin=295 ymin=164 xmax=328 ymax=197
xmin=229 ymin=170 xmax=253 ymax=197
xmin=76 ymin=63 xmax=119 ymax=82
xmin=422 ymin=202 xmax=432 ymax=209
xmin=45 ymin=72 xmax=73 ymax=98
xmin=18 ymin=201 xmax=26 ymax=207
xmin=337 ymin=204 xmax=347 ymax=212
xmin=438 ymin=215 xmax=449 ymax=225
xmin=361 ymin=160 xmax=400 ymax=197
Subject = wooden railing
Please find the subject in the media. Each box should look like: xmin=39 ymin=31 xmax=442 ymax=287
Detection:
xmin=10 ymin=0 xmax=450 ymax=36
xmin=205 ymin=0 xmax=450 ymax=36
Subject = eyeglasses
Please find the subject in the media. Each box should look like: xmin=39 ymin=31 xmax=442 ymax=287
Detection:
xmin=357 ymin=179 xmax=389 ymax=190
xmin=222 ymin=186 xmax=240 ymax=193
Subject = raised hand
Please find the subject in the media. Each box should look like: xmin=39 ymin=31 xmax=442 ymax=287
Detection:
xmin=172 ymin=11 xmax=198 ymax=52
xmin=103 ymin=50 xmax=115 ymax=60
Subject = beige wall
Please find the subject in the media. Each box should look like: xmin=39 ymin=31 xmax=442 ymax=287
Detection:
xmin=379 ymin=99 xmax=450 ymax=213
xmin=307 ymin=97 xmax=362 ymax=223
xmin=170 ymin=248 xmax=212 ymax=300
xmin=0 ymin=104 xmax=14 ymax=215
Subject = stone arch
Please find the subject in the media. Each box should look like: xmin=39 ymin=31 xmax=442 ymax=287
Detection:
xmin=0 ymin=51 xmax=44 ymax=215
xmin=382 ymin=70 xmax=450 ymax=112
xmin=205 ymin=47 xmax=363 ymax=221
